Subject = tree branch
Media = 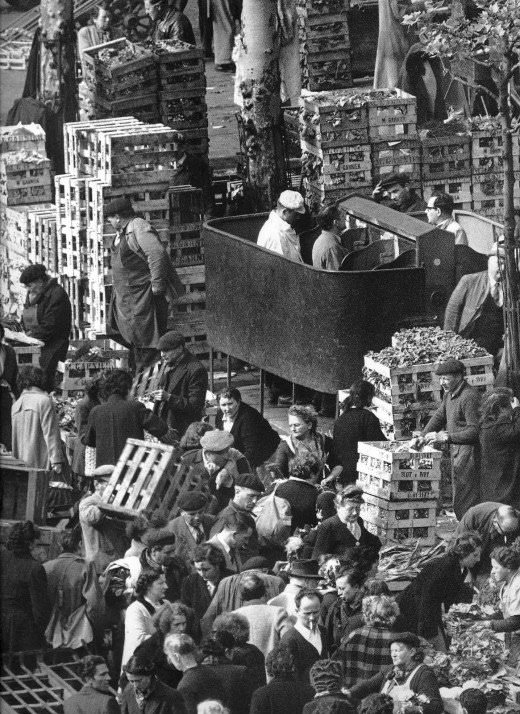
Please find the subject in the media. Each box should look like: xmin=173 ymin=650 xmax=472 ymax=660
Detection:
xmin=446 ymin=72 xmax=499 ymax=102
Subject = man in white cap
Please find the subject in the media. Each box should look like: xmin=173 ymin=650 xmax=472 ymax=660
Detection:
xmin=257 ymin=190 xmax=305 ymax=262
xmin=444 ymin=242 xmax=505 ymax=359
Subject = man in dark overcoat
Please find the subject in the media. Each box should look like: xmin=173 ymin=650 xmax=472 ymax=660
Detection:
xmin=152 ymin=330 xmax=209 ymax=437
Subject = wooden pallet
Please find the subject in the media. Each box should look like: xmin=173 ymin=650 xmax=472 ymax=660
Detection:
xmin=12 ymin=345 xmax=41 ymax=367
xmin=100 ymin=438 xmax=182 ymax=515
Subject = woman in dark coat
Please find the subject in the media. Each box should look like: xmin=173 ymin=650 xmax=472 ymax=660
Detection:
xmin=0 ymin=521 xmax=51 ymax=652
xmin=72 ymin=377 xmax=101 ymax=478
xmin=213 ymin=612 xmax=267 ymax=693
xmin=0 ymin=322 xmax=19 ymax=451
xmin=250 ymin=645 xmax=314 ymax=714
xmin=396 ymin=531 xmax=481 ymax=650
xmin=332 ymin=380 xmax=386 ymax=486
xmin=480 ymin=389 xmax=520 ymax=507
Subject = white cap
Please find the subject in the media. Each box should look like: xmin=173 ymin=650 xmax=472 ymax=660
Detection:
xmin=279 ymin=190 xmax=305 ymax=214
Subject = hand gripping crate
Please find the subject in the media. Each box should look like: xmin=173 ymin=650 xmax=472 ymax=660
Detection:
xmin=99 ymin=439 xmax=186 ymax=517
xmin=356 ymin=441 xmax=441 ymax=501
xmin=420 ymin=134 xmax=471 ymax=180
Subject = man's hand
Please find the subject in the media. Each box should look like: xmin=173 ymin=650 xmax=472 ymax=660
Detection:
xmin=150 ymin=389 xmax=169 ymax=401
xmin=436 ymin=431 xmax=450 ymax=443
xmin=423 ymin=432 xmax=438 ymax=444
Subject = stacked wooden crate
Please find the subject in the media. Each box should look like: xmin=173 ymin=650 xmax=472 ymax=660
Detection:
xmin=358 ymin=441 xmax=442 ymax=545
xmin=83 ymin=38 xmax=160 ymax=123
xmin=297 ymin=0 xmax=352 ymax=91
xmin=363 ymin=329 xmax=494 ymax=441
xmin=420 ymin=124 xmax=472 ymax=210
xmin=156 ymin=40 xmax=209 ymax=158
xmin=0 ymin=150 xmax=52 ymax=206
xmin=299 ymin=89 xmax=372 ymax=210
xmin=470 ymin=117 xmax=520 ymax=220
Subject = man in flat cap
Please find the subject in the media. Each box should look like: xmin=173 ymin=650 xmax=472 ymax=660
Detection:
xmin=210 ymin=471 xmax=265 ymax=562
xmin=105 ymin=196 xmax=182 ymax=370
xmin=150 ymin=330 xmax=208 ymax=437
xmin=167 ymin=491 xmax=216 ymax=566
xmin=174 ymin=430 xmax=251 ymax=515
xmin=257 ymin=190 xmax=305 ymax=263
xmin=312 ymin=486 xmax=381 ymax=559
xmin=372 ymin=172 xmax=426 ymax=214
xmin=414 ymin=359 xmax=481 ymax=519
xmin=444 ymin=242 xmax=506 ymax=362
xmin=139 ymin=527 xmax=189 ymax=602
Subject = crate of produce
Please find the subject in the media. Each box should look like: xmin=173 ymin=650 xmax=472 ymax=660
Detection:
xmin=304 ymin=180 xmax=371 ymax=210
xmin=297 ymin=0 xmax=349 ymax=16
xmin=304 ymin=143 xmax=371 ymax=168
xmin=372 ymin=138 xmax=420 ymax=168
xmin=57 ymin=359 xmax=116 ymax=392
xmin=302 ymin=54 xmax=352 ymax=92
xmin=471 ymin=123 xmax=520 ymax=161
xmin=472 ymin=154 xmax=510 ymax=175
xmin=83 ymin=38 xmax=155 ymax=83
xmin=373 ymin=163 xmax=420 ymax=184
xmin=96 ymin=92 xmax=160 ymax=123
xmin=165 ymin=127 xmax=209 ymax=156
xmin=420 ymin=133 xmax=471 ymax=180
xmin=0 ymin=123 xmax=46 ymax=155
xmin=357 ymin=441 xmax=442 ymax=475
xmin=155 ymin=39 xmax=204 ymax=68
xmin=0 ymin=151 xmax=51 ymax=190
xmin=357 ymin=469 xmax=440 ymax=501
xmin=472 ymin=196 xmax=506 ymax=220
xmin=361 ymin=493 xmax=437 ymax=528
xmin=364 ymin=519 xmax=437 ymax=545
xmin=159 ymin=90 xmax=208 ymax=130
xmin=422 ymin=178 xmax=472 ymax=206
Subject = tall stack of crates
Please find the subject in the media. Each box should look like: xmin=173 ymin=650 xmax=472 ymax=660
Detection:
xmin=82 ymin=39 xmax=159 ymax=123
xmin=297 ymin=0 xmax=352 ymax=91
xmin=155 ymin=40 xmax=209 ymax=158
xmin=470 ymin=118 xmax=520 ymax=220
xmin=299 ymin=90 xmax=372 ymax=210
xmin=420 ymin=125 xmax=472 ymax=210
xmin=357 ymin=441 xmax=442 ymax=545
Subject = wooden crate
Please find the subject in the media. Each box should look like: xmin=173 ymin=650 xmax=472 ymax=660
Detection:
xmin=302 ymin=54 xmax=352 ymax=92
xmin=357 ymin=469 xmax=440 ymax=501
xmin=372 ymin=138 xmax=420 ymax=168
xmin=356 ymin=441 xmax=442 ymax=475
xmin=0 ymin=123 xmax=46 ymax=155
xmin=471 ymin=128 xmax=520 ymax=161
xmin=100 ymin=438 xmax=179 ymax=514
xmin=422 ymin=178 xmax=472 ymax=206
xmin=364 ymin=519 xmax=437 ymax=545
xmin=13 ymin=344 xmax=41 ymax=367
xmin=0 ymin=152 xmax=52 ymax=207
xmin=57 ymin=359 xmax=118 ymax=392
xmin=420 ymin=134 xmax=471 ymax=180
xmin=361 ymin=493 xmax=437 ymax=528
xmin=0 ymin=455 xmax=49 ymax=525
xmin=27 ymin=208 xmax=58 ymax=273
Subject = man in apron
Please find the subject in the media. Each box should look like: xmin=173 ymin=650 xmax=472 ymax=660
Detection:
xmin=105 ymin=197 xmax=182 ymax=371
xmin=20 ymin=263 xmax=72 ymax=392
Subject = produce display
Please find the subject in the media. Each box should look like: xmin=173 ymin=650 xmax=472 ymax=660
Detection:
xmin=377 ymin=540 xmax=446 ymax=584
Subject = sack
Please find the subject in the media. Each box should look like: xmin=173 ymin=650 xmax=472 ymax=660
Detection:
xmin=45 ymin=602 xmax=93 ymax=650
xmin=253 ymin=486 xmax=292 ymax=547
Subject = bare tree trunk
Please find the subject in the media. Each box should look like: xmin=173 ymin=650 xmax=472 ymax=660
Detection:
xmin=498 ymin=56 xmax=520 ymax=394
xmin=237 ymin=0 xmax=286 ymax=211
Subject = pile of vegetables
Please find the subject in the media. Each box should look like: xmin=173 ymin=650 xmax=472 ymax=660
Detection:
xmin=53 ymin=395 xmax=78 ymax=432
xmin=67 ymin=342 xmax=124 ymax=363
xmin=377 ymin=540 xmax=446 ymax=583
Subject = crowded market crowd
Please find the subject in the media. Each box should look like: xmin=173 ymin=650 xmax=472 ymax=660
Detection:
xmin=1 ymin=236 xmax=520 ymax=712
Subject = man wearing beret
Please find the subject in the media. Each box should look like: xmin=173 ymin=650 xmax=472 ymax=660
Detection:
xmin=105 ymin=197 xmax=182 ymax=370
xmin=167 ymin=491 xmax=216 ymax=566
xmin=444 ymin=243 xmax=506 ymax=362
xmin=151 ymin=330 xmax=208 ymax=437
xmin=415 ymin=359 xmax=481 ymax=519
xmin=174 ymin=430 xmax=251 ymax=514
xmin=257 ymin=190 xmax=305 ymax=263
xmin=210 ymin=471 xmax=265 ymax=562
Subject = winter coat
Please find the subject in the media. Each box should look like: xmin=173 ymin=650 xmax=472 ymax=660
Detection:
xmin=215 ymin=400 xmax=280 ymax=468
xmin=333 ymin=407 xmax=386 ymax=484
xmin=157 ymin=350 xmax=209 ymax=436
xmin=63 ymin=684 xmax=119 ymax=714
xmin=480 ymin=407 xmax=520 ymax=507
xmin=11 ymin=387 xmax=63 ymax=468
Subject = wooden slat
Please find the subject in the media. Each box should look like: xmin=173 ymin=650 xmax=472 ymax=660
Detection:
xmin=110 ymin=444 xmax=148 ymax=508
xmin=123 ymin=446 xmax=161 ymax=510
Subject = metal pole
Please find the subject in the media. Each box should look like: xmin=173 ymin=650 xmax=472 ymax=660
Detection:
xmin=259 ymin=368 xmax=265 ymax=415
xmin=226 ymin=354 xmax=232 ymax=388
xmin=209 ymin=346 xmax=214 ymax=393
xmin=291 ymin=381 xmax=296 ymax=405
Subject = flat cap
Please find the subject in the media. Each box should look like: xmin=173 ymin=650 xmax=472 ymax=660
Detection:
xmin=391 ymin=632 xmax=422 ymax=648
xmin=241 ymin=556 xmax=270 ymax=572
xmin=379 ymin=171 xmax=411 ymax=188
xmin=104 ymin=196 xmax=133 ymax=217
xmin=157 ymin=331 xmax=185 ymax=351
xmin=200 ymin=430 xmax=234 ymax=452
xmin=178 ymin=491 xmax=208 ymax=512
xmin=287 ymin=559 xmax=321 ymax=579
xmin=279 ymin=190 xmax=305 ymax=214
xmin=338 ymin=484 xmax=364 ymax=503
xmin=435 ymin=358 xmax=465 ymax=375
xmin=143 ymin=527 xmax=176 ymax=548
xmin=234 ymin=473 xmax=265 ymax=492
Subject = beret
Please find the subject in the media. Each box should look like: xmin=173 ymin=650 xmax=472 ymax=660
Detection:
xmin=435 ymin=358 xmax=465 ymax=375
xmin=379 ymin=171 xmax=411 ymax=189
xmin=390 ymin=632 xmax=422 ymax=648
xmin=279 ymin=190 xmax=305 ymax=214
xmin=200 ymin=430 xmax=234 ymax=452
xmin=241 ymin=556 xmax=270 ymax=572
xmin=178 ymin=491 xmax=208 ymax=512
xmin=339 ymin=484 xmax=364 ymax=503
xmin=104 ymin=196 xmax=133 ymax=217
xmin=157 ymin=331 xmax=185 ymax=350
xmin=233 ymin=473 xmax=265 ymax=492
xmin=19 ymin=263 xmax=47 ymax=285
